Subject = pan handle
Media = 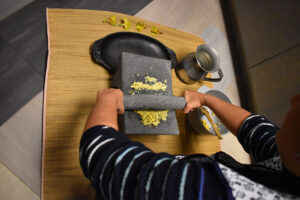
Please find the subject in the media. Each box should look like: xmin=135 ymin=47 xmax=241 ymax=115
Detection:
xmin=91 ymin=38 xmax=115 ymax=74
xmin=167 ymin=47 xmax=177 ymax=68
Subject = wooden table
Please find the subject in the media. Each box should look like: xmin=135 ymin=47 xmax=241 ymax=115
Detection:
xmin=43 ymin=9 xmax=220 ymax=200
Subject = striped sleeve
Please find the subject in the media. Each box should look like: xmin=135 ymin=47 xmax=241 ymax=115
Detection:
xmin=237 ymin=114 xmax=280 ymax=162
xmin=79 ymin=125 xmax=232 ymax=200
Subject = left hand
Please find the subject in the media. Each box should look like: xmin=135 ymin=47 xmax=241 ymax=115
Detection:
xmin=97 ymin=88 xmax=124 ymax=114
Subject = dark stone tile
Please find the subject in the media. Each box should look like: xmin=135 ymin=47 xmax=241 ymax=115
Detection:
xmin=249 ymin=45 xmax=300 ymax=126
xmin=0 ymin=0 xmax=33 ymax=21
xmin=38 ymin=0 xmax=152 ymax=15
xmin=1 ymin=19 xmax=47 ymax=76
xmin=0 ymin=1 xmax=47 ymax=77
xmin=0 ymin=1 xmax=45 ymax=32
xmin=0 ymin=36 xmax=43 ymax=126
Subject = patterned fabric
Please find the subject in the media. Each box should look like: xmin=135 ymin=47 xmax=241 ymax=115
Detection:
xmin=256 ymin=156 xmax=282 ymax=171
xmin=80 ymin=125 xmax=233 ymax=200
xmin=214 ymin=114 xmax=300 ymax=197
xmin=219 ymin=163 xmax=299 ymax=200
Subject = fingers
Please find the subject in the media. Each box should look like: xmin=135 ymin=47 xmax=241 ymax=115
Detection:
xmin=184 ymin=102 xmax=199 ymax=113
xmin=117 ymin=89 xmax=125 ymax=114
xmin=97 ymin=88 xmax=123 ymax=98
xmin=183 ymin=90 xmax=202 ymax=113
xmin=117 ymin=103 xmax=125 ymax=114
xmin=184 ymin=105 xmax=191 ymax=114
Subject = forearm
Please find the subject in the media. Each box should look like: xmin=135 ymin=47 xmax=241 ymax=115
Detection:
xmin=204 ymin=94 xmax=251 ymax=136
xmin=84 ymin=101 xmax=119 ymax=132
xmin=84 ymin=88 xmax=124 ymax=133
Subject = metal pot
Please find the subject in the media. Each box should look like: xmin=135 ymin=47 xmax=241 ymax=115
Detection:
xmin=175 ymin=44 xmax=223 ymax=84
xmin=187 ymin=89 xmax=231 ymax=135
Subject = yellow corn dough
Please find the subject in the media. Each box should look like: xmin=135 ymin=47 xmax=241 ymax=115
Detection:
xmin=135 ymin=110 xmax=168 ymax=127
xmin=130 ymin=75 xmax=169 ymax=127
xmin=130 ymin=82 xmax=167 ymax=91
xmin=130 ymin=75 xmax=167 ymax=91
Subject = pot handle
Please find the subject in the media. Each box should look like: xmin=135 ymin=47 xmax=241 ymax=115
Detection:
xmin=203 ymin=68 xmax=223 ymax=82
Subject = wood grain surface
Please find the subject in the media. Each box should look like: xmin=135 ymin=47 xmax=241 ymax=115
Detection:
xmin=43 ymin=9 xmax=219 ymax=200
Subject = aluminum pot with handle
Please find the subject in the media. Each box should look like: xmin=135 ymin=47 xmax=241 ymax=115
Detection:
xmin=175 ymin=44 xmax=223 ymax=84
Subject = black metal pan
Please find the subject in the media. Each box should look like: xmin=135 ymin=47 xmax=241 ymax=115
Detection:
xmin=91 ymin=32 xmax=177 ymax=74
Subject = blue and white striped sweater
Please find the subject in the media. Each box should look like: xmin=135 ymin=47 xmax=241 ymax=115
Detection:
xmin=79 ymin=115 xmax=299 ymax=199
xmin=237 ymin=114 xmax=279 ymax=162
xmin=80 ymin=125 xmax=231 ymax=200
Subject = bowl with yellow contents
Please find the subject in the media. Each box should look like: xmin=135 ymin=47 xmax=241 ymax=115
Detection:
xmin=187 ymin=87 xmax=231 ymax=136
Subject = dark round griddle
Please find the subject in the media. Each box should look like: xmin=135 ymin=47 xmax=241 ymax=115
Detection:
xmin=91 ymin=32 xmax=177 ymax=74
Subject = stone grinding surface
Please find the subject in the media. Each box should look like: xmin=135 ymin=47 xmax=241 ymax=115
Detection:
xmin=116 ymin=52 xmax=180 ymax=134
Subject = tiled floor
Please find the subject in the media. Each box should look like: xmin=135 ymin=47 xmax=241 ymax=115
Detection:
xmin=0 ymin=0 xmax=250 ymax=199
xmin=0 ymin=35 xmax=44 ymax=125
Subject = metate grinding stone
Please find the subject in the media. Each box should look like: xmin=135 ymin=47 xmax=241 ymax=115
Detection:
xmin=112 ymin=52 xmax=180 ymax=135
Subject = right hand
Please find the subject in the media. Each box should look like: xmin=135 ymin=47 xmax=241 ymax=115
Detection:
xmin=183 ymin=90 xmax=206 ymax=114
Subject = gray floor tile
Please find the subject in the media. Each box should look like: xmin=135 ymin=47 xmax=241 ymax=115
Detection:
xmin=0 ymin=162 xmax=39 ymax=200
xmin=0 ymin=92 xmax=43 ymax=195
xmin=0 ymin=36 xmax=43 ymax=125
xmin=0 ymin=0 xmax=33 ymax=21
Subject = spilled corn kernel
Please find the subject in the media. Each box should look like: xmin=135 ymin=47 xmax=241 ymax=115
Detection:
xmin=102 ymin=15 xmax=117 ymax=26
xmin=120 ymin=17 xmax=131 ymax=30
xmin=202 ymin=119 xmax=211 ymax=131
xmin=151 ymin=26 xmax=162 ymax=36
xmin=136 ymin=22 xmax=146 ymax=32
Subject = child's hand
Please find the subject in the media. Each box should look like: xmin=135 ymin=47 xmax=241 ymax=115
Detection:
xmin=183 ymin=90 xmax=206 ymax=114
xmin=97 ymin=88 xmax=124 ymax=114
